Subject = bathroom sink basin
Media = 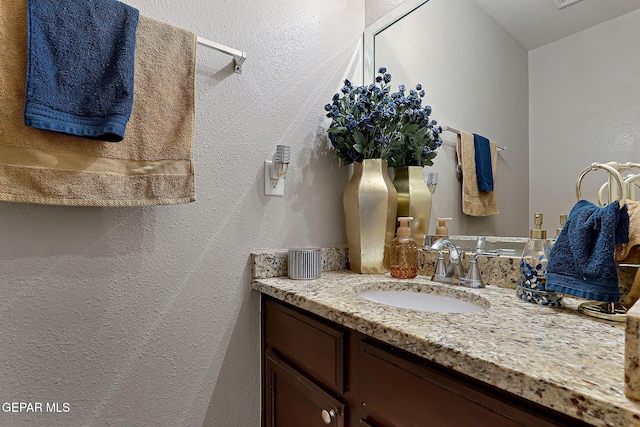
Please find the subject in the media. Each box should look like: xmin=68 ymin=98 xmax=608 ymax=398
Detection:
xmin=357 ymin=290 xmax=486 ymax=313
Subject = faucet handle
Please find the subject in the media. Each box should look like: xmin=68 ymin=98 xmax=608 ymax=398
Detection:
xmin=460 ymin=252 xmax=499 ymax=288
xmin=424 ymin=245 xmax=447 ymax=282
xmin=432 ymin=252 xmax=447 ymax=280
xmin=461 ymin=258 xmax=484 ymax=288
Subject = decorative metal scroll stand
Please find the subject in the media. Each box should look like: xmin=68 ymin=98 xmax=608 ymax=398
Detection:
xmin=575 ymin=162 xmax=628 ymax=321
xmin=597 ymin=162 xmax=640 ymax=207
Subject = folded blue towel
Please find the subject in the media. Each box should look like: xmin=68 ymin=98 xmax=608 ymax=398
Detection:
xmin=473 ymin=133 xmax=493 ymax=192
xmin=25 ymin=0 xmax=139 ymax=142
xmin=546 ymin=200 xmax=629 ymax=302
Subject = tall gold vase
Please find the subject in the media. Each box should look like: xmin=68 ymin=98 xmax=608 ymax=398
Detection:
xmin=393 ymin=166 xmax=432 ymax=247
xmin=343 ymin=159 xmax=398 ymax=274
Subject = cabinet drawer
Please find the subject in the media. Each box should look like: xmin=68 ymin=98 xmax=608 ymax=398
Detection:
xmin=266 ymin=350 xmax=345 ymax=427
xmin=359 ymin=341 xmax=563 ymax=427
xmin=264 ymin=298 xmax=346 ymax=393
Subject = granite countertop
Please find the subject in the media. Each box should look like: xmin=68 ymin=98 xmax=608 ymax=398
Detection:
xmin=252 ymin=270 xmax=640 ymax=427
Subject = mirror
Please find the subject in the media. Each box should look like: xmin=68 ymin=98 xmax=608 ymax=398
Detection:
xmin=364 ymin=0 xmax=640 ymax=238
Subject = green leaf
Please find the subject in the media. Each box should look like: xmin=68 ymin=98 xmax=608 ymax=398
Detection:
xmin=353 ymin=143 xmax=364 ymax=153
xmin=404 ymin=123 xmax=419 ymax=131
xmin=403 ymin=123 xmax=419 ymax=136
xmin=353 ymin=130 xmax=367 ymax=147
xmin=327 ymin=126 xmax=347 ymax=133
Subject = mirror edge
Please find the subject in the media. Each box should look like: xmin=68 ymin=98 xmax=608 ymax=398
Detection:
xmin=363 ymin=0 xmax=430 ymax=84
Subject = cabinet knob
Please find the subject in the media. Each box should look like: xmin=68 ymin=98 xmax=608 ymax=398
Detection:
xmin=321 ymin=409 xmax=336 ymax=424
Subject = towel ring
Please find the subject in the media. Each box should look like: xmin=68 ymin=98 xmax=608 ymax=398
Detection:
xmin=576 ymin=163 xmax=626 ymax=208
xmin=598 ymin=172 xmax=640 ymax=205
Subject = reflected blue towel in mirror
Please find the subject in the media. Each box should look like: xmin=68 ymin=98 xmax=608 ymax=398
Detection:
xmin=25 ymin=0 xmax=139 ymax=142
xmin=473 ymin=133 xmax=493 ymax=192
xmin=546 ymin=200 xmax=629 ymax=302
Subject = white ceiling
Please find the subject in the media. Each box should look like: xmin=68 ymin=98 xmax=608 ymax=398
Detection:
xmin=473 ymin=0 xmax=640 ymax=50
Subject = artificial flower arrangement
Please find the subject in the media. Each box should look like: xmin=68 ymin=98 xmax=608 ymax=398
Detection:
xmin=324 ymin=67 xmax=442 ymax=168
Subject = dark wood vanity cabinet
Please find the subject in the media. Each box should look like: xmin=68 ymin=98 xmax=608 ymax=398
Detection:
xmin=261 ymin=296 xmax=592 ymax=427
xmin=263 ymin=297 xmax=347 ymax=427
xmin=265 ymin=350 xmax=345 ymax=426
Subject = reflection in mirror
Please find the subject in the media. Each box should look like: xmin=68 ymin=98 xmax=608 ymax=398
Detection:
xmin=364 ymin=0 xmax=640 ymax=238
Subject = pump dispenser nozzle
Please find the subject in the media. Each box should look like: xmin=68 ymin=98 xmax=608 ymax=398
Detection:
xmin=556 ymin=214 xmax=567 ymax=237
xmin=530 ymin=213 xmax=546 ymax=239
xmin=397 ymin=216 xmax=413 ymax=238
xmin=435 ymin=217 xmax=452 ymax=238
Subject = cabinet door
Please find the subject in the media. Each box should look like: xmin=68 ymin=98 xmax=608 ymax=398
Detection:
xmin=266 ymin=350 xmax=345 ymax=427
xmin=359 ymin=341 xmax=564 ymax=427
xmin=264 ymin=298 xmax=346 ymax=393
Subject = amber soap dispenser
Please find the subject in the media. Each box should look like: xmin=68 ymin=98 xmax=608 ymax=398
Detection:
xmin=390 ymin=216 xmax=419 ymax=279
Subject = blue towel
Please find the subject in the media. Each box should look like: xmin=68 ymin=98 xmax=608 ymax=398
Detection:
xmin=25 ymin=0 xmax=139 ymax=142
xmin=546 ymin=200 xmax=629 ymax=302
xmin=473 ymin=133 xmax=493 ymax=192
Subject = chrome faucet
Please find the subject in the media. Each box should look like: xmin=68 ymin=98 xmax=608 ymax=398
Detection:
xmin=427 ymin=237 xmax=497 ymax=288
xmin=428 ymin=238 xmax=463 ymax=285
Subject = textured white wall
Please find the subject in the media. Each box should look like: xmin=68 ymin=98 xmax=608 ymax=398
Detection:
xmin=374 ymin=0 xmax=530 ymax=237
xmin=365 ymin=0 xmax=406 ymax=27
xmin=0 ymin=1 xmax=363 ymax=426
xmin=529 ymin=9 xmax=640 ymax=229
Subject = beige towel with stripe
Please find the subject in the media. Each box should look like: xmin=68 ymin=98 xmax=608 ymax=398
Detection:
xmin=0 ymin=1 xmax=196 ymax=206
xmin=456 ymin=130 xmax=499 ymax=216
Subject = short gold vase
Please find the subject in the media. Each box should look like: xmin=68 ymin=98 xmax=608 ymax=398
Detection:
xmin=393 ymin=166 xmax=432 ymax=247
xmin=343 ymin=159 xmax=398 ymax=274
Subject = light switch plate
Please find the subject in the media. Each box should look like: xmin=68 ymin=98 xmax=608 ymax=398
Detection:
xmin=264 ymin=160 xmax=285 ymax=196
